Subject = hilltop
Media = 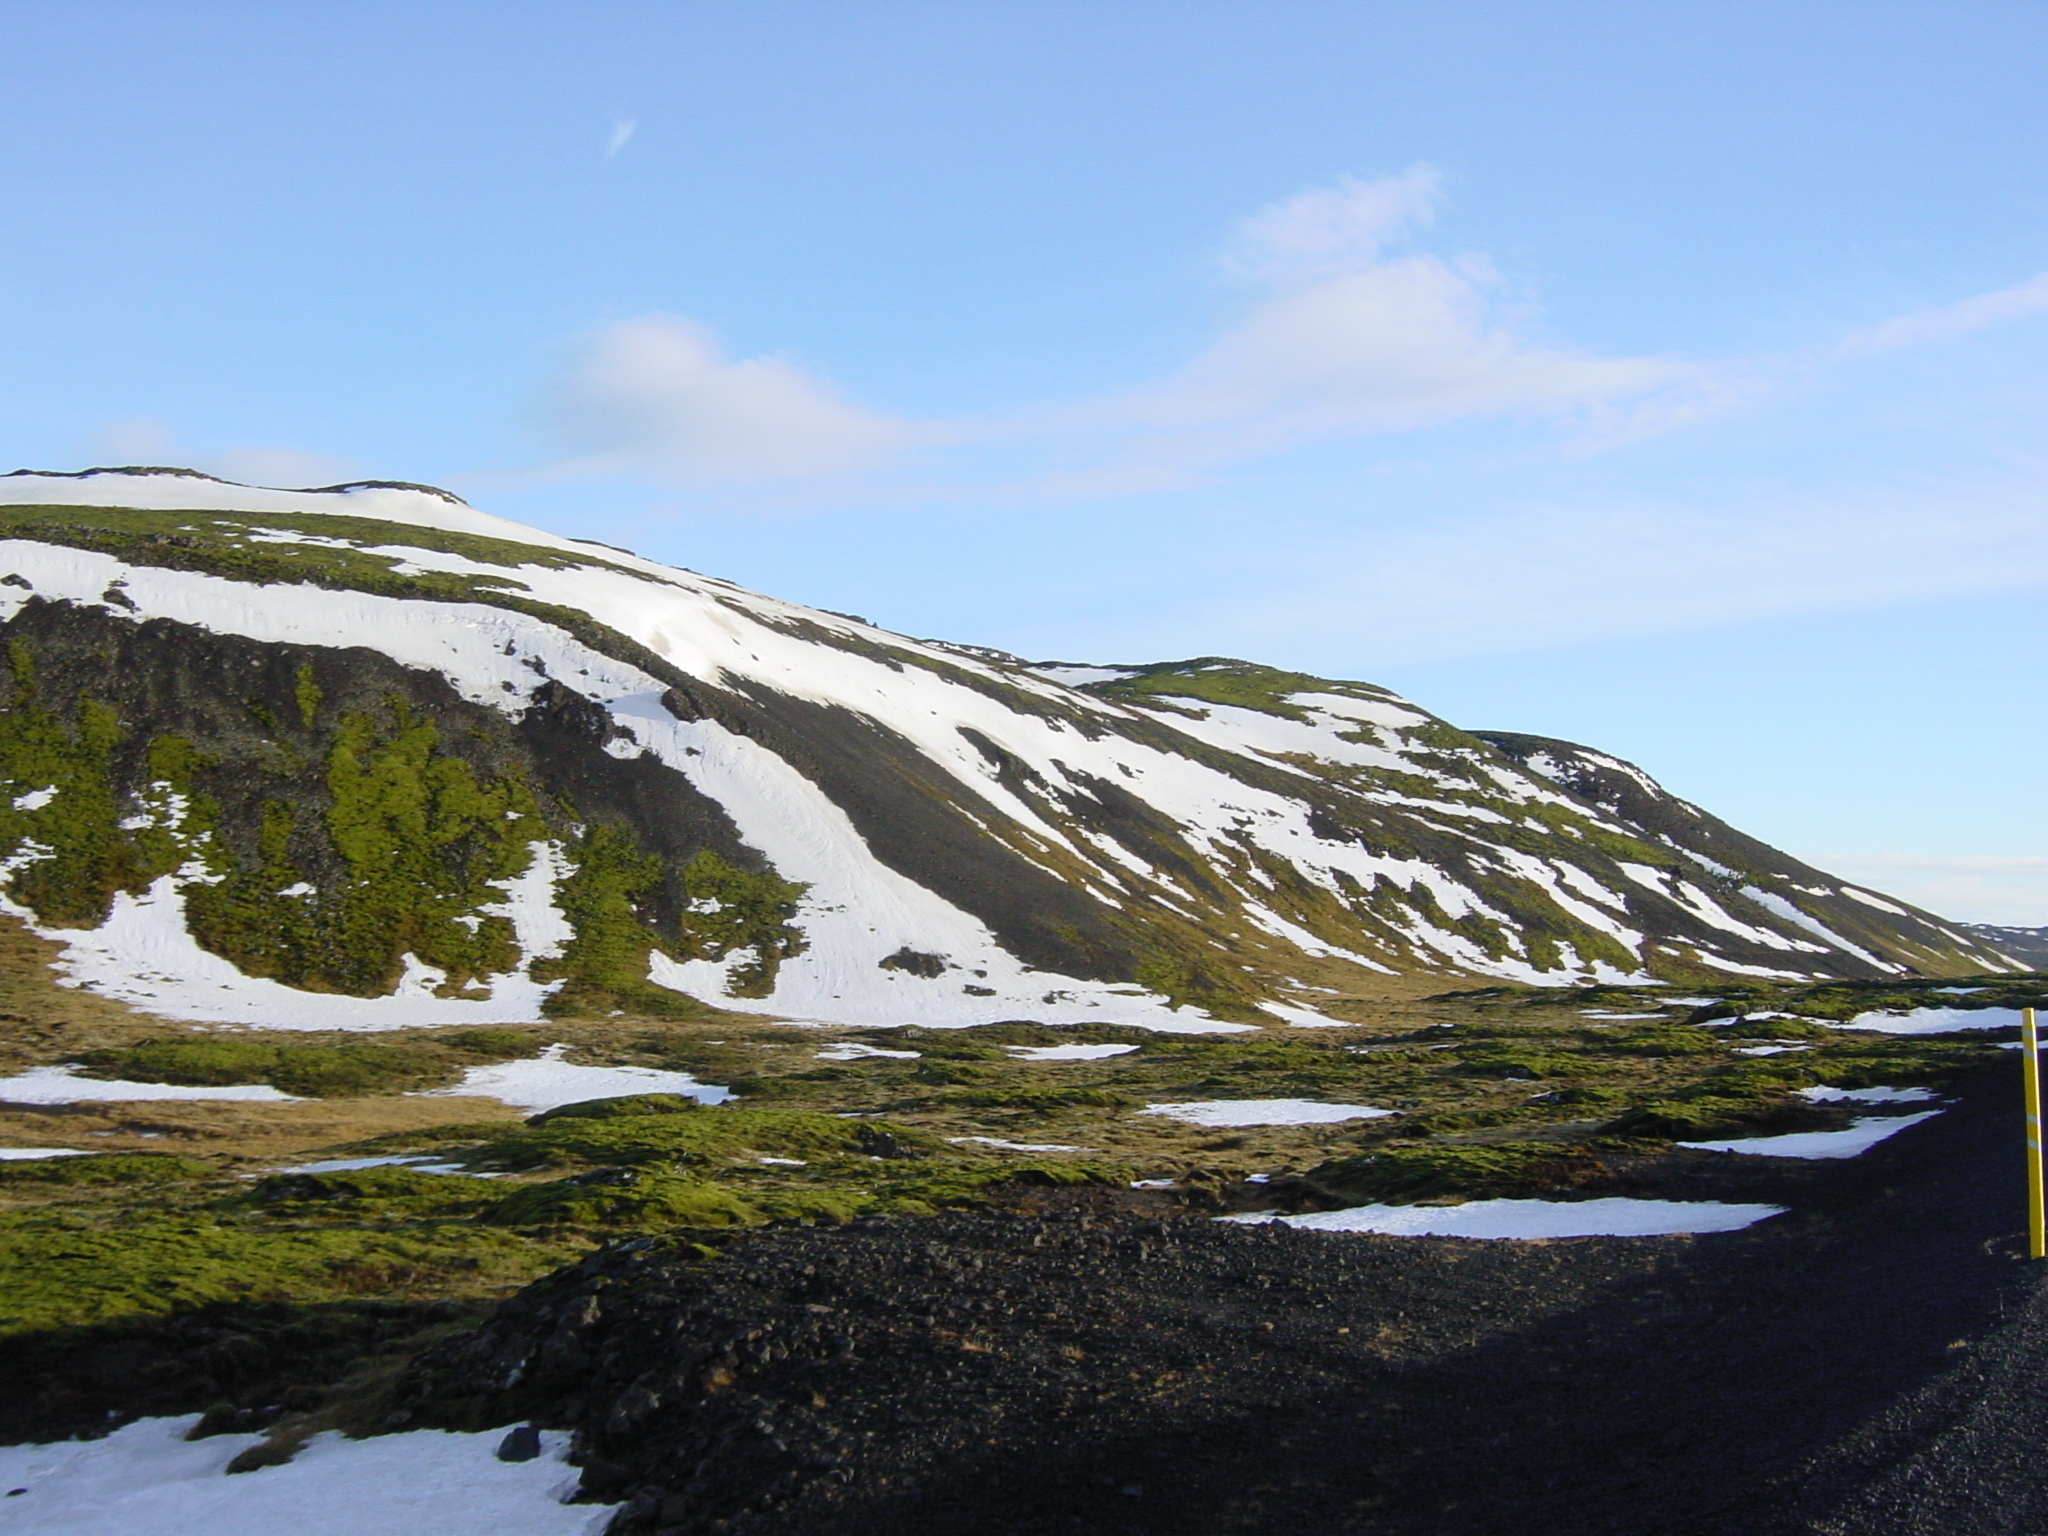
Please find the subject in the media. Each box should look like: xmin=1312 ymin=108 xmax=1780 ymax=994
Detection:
xmin=0 ymin=467 xmax=2015 ymax=1043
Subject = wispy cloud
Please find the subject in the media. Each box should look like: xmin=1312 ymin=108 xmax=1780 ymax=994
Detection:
xmin=542 ymin=313 xmax=921 ymax=481
xmin=605 ymin=117 xmax=637 ymax=159
xmin=1218 ymin=165 xmax=1443 ymax=282
xmin=1837 ymin=270 xmax=2048 ymax=356
xmin=524 ymin=172 xmax=2048 ymax=495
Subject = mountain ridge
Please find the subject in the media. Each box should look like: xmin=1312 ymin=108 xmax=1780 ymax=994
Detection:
xmin=0 ymin=469 xmax=2019 ymax=1037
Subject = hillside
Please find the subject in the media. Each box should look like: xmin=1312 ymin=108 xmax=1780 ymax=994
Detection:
xmin=0 ymin=467 xmax=2018 ymax=1037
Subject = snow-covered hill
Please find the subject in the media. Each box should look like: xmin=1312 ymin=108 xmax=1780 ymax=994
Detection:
xmin=0 ymin=469 xmax=2018 ymax=1033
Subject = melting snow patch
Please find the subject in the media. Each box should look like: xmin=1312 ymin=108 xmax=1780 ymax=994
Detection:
xmin=274 ymin=1155 xmax=452 ymax=1175
xmin=815 ymin=1043 xmax=922 ymax=1061
xmin=1224 ymin=1197 xmax=1785 ymax=1238
xmin=0 ymin=1066 xmax=299 ymax=1104
xmin=1579 ymin=1011 xmax=1663 ymax=1020
xmin=1260 ymin=1002 xmax=1354 ymax=1028
xmin=1138 ymin=1099 xmax=1395 ymax=1127
xmin=418 ymin=1044 xmax=729 ymax=1114
xmin=1734 ymin=1045 xmax=1809 ymax=1056
xmin=1681 ymin=1111 xmax=1943 ymax=1159
xmin=0 ymin=843 xmax=577 ymax=1028
xmin=0 ymin=1414 xmax=608 ymax=1536
xmin=1797 ymin=1084 xmax=1939 ymax=1104
xmin=1839 ymin=1006 xmax=2026 ymax=1035
xmin=0 ymin=1147 xmax=89 ymax=1160
xmin=949 ymin=1136 xmax=1088 ymax=1152
xmin=1006 ymin=1043 xmax=1138 ymax=1061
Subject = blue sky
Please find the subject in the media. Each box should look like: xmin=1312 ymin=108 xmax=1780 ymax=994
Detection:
xmin=3 ymin=2 xmax=2046 ymax=922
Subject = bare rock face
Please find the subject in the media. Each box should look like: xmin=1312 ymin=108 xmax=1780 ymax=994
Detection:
xmin=0 ymin=469 xmax=2019 ymax=1039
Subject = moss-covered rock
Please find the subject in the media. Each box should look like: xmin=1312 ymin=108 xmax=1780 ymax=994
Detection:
xmin=527 ymin=1093 xmax=705 ymax=1126
xmin=471 ymin=1108 xmax=943 ymax=1172
xmin=480 ymin=1172 xmax=764 ymax=1230
xmin=0 ymin=1153 xmax=214 ymax=1185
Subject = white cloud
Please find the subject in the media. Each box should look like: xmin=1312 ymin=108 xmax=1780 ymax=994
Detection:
xmin=1804 ymin=853 xmax=2048 ymax=927
xmin=1837 ymin=270 xmax=2048 ymax=356
xmin=605 ymin=117 xmax=637 ymax=159
xmin=1202 ymin=471 xmax=2048 ymax=667
xmin=1112 ymin=256 xmax=1724 ymax=452
xmin=543 ymin=314 xmax=919 ymax=482
xmin=1219 ymin=165 xmax=1443 ymax=282
xmin=1042 ymin=170 xmax=1749 ymax=483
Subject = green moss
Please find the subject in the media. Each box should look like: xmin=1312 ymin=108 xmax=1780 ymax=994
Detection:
xmin=945 ymin=1086 xmax=1134 ymax=1113
xmin=480 ymin=1172 xmax=765 ymax=1230
xmin=0 ymin=1212 xmax=561 ymax=1336
xmin=294 ymin=662 xmax=323 ymax=727
xmin=247 ymin=1167 xmax=499 ymax=1215
xmin=0 ymin=1153 xmax=214 ymax=1185
xmin=673 ymin=848 xmax=809 ymax=997
xmin=316 ymin=707 xmax=541 ymax=994
xmin=1303 ymin=1143 xmax=1602 ymax=1205
xmin=0 ymin=648 xmax=136 ymax=925
xmin=74 ymin=1034 xmax=539 ymax=1099
xmin=469 ymin=1107 xmax=942 ymax=1172
xmin=538 ymin=824 xmax=702 ymax=1018
xmin=527 ymin=1093 xmax=703 ymax=1125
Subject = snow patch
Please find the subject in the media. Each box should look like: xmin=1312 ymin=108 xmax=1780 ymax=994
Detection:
xmin=1224 ymin=1197 xmax=1784 ymax=1238
xmin=419 ymin=1044 xmax=728 ymax=1113
xmin=0 ymin=1413 xmax=608 ymax=1536
xmin=1839 ymin=1006 xmax=2027 ymax=1036
xmin=1137 ymin=1098 xmax=1395 ymax=1127
xmin=0 ymin=1065 xmax=299 ymax=1104
xmin=1681 ymin=1111 xmax=1943 ymax=1159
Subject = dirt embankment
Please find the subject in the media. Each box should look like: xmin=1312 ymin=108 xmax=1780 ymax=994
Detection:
xmin=385 ymin=1061 xmax=2042 ymax=1536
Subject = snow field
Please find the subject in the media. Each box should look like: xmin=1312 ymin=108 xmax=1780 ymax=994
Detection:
xmin=0 ymin=472 xmax=1983 ymax=1022
xmin=0 ymin=1415 xmax=609 ymax=1536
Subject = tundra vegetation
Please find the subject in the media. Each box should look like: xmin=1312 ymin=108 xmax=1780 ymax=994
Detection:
xmin=5 ymin=966 xmax=2041 ymax=1359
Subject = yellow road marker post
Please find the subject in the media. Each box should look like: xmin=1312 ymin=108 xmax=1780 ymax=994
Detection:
xmin=2026 ymin=1007 xmax=2045 ymax=1260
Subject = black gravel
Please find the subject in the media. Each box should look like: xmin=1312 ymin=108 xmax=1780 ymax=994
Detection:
xmin=392 ymin=1059 xmax=2046 ymax=1536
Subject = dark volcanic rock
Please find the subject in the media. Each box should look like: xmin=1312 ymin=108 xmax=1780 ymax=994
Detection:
xmin=389 ymin=1062 xmax=2045 ymax=1536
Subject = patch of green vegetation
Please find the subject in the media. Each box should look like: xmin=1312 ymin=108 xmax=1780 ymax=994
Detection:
xmin=528 ymin=1093 xmax=703 ymax=1125
xmin=244 ymin=1166 xmax=501 ymax=1217
xmin=293 ymin=662 xmax=322 ymax=727
xmin=0 ymin=1153 xmax=214 ymax=1185
xmin=538 ymin=824 xmax=713 ymax=1019
xmin=74 ymin=1032 xmax=541 ymax=1098
xmin=0 ymin=1212 xmax=565 ymax=1336
xmin=673 ymin=848 xmax=808 ymax=997
xmin=943 ymin=1086 xmax=1135 ymax=1114
xmin=1093 ymin=660 xmax=1347 ymax=721
xmin=0 ymin=644 xmax=155 ymax=925
xmin=480 ymin=1172 xmax=766 ymax=1230
xmin=1303 ymin=1142 xmax=1604 ymax=1205
xmin=181 ymin=702 xmax=548 ymax=998
xmin=467 ymin=1107 xmax=944 ymax=1172
xmin=1452 ymin=1048 xmax=1599 ymax=1080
